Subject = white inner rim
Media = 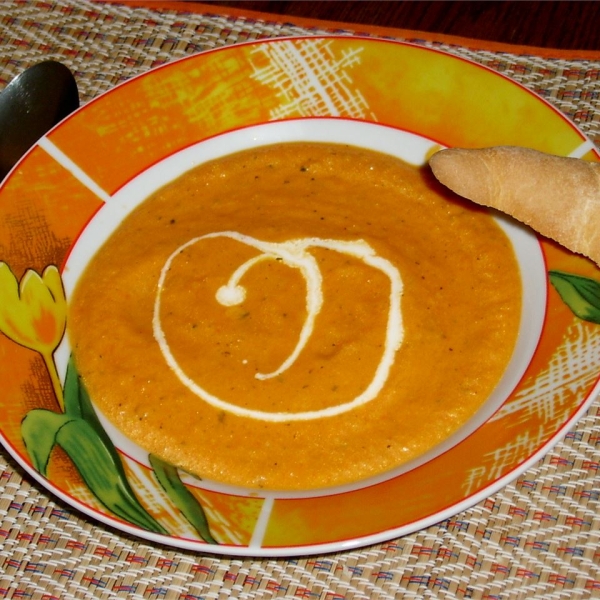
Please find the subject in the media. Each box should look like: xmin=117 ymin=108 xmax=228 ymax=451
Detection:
xmin=59 ymin=119 xmax=546 ymax=493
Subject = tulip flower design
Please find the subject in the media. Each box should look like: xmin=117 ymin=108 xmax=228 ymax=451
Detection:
xmin=0 ymin=261 xmax=67 ymax=411
xmin=0 ymin=260 xmax=217 ymax=542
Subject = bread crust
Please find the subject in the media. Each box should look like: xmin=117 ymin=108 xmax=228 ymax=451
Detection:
xmin=429 ymin=146 xmax=600 ymax=266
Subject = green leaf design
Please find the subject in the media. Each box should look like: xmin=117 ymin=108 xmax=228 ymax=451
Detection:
xmin=62 ymin=355 xmax=82 ymax=418
xmin=150 ymin=454 xmax=218 ymax=544
xmin=66 ymin=355 xmax=121 ymax=455
xmin=21 ymin=409 xmax=74 ymax=475
xmin=56 ymin=418 xmax=167 ymax=534
xmin=22 ymin=354 xmax=167 ymax=535
xmin=549 ymin=270 xmax=600 ymax=324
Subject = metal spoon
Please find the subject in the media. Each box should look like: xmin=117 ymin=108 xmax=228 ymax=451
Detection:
xmin=0 ymin=60 xmax=79 ymax=180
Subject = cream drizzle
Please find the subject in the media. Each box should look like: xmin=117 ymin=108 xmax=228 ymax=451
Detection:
xmin=153 ymin=232 xmax=404 ymax=422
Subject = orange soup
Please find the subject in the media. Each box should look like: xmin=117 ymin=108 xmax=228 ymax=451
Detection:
xmin=68 ymin=142 xmax=522 ymax=490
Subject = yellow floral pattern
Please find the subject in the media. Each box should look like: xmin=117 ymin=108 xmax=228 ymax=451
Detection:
xmin=0 ymin=262 xmax=66 ymax=410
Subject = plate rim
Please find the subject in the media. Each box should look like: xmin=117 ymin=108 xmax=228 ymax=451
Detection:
xmin=0 ymin=34 xmax=598 ymax=557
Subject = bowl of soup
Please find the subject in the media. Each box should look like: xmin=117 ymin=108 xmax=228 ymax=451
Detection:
xmin=63 ymin=119 xmax=537 ymax=491
xmin=0 ymin=36 xmax=598 ymax=557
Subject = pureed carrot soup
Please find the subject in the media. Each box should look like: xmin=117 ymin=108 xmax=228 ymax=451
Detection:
xmin=68 ymin=142 xmax=522 ymax=490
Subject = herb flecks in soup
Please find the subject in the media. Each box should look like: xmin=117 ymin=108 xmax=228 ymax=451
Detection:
xmin=68 ymin=142 xmax=521 ymax=490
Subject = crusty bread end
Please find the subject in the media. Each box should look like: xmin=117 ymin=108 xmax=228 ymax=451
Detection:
xmin=429 ymin=146 xmax=600 ymax=265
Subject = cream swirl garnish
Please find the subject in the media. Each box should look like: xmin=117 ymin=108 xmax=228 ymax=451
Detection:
xmin=153 ymin=232 xmax=404 ymax=422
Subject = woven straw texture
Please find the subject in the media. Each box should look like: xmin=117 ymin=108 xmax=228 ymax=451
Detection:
xmin=0 ymin=1 xmax=599 ymax=598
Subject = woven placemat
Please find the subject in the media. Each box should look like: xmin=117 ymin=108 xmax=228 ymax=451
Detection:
xmin=0 ymin=1 xmax=599 ymax=598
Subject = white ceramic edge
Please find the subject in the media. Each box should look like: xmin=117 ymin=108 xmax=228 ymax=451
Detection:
xmin=59 ymin=118 xmax=544 ymax=498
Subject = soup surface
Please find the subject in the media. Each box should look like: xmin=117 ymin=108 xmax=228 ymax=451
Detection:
xmin=68 ymin=142 xmax=522 ymax=490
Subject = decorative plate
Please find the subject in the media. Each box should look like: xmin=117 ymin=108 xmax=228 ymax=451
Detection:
xmin=0 ymin=36 xmax=598 ymax=557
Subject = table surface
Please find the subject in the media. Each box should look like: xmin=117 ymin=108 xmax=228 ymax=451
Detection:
xmin=196 ymin=0 xmax=600 ymax=50
xmin=0 ymin=1 xmax=599 ymax=599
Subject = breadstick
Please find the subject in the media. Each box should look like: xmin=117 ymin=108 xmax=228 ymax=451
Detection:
xmin=429 ymin=146 xmax=600 ymax=266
